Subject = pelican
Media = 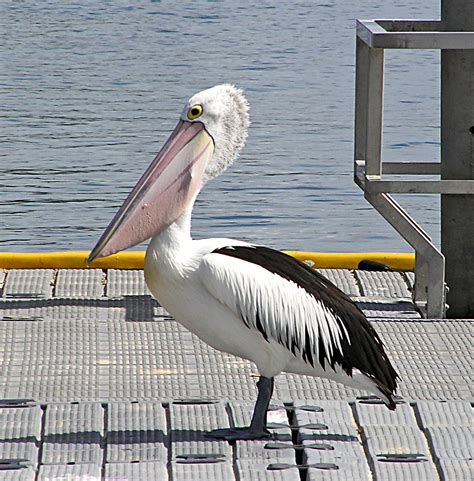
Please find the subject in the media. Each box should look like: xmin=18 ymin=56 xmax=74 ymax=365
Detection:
xmin=88 ymin=84 xmax=399 ymax=440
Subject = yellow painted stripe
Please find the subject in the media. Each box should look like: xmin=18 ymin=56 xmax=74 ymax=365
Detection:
xmin=284 ymin=251 xmax=415 ymax=271
xmin=0 ymin=250 xmax=415 ymax=271
xmin=0 ymin=251 xmax=144 ymax=270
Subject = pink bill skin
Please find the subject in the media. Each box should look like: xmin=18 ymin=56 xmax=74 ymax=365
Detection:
xmin=88 ymin=120 xmax=214 ymax=261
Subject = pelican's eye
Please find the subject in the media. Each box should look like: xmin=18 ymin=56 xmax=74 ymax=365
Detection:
xmin=187 ymin=104 xmax=203 ymax=121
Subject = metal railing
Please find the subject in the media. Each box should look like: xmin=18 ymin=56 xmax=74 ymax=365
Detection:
xmin=354 ymin=19 xmax=474 ymax=318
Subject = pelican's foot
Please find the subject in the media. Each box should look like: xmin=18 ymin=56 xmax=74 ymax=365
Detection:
xmin=206 ymin=427 xmax=272 ymax=441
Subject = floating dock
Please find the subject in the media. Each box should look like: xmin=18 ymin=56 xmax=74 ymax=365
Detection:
xmin=0 ymin=262 xmax=471 ymax=480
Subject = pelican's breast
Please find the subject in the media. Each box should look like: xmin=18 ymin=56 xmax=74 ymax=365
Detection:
xmin=144 ymin=237 xmax=290 ymax=378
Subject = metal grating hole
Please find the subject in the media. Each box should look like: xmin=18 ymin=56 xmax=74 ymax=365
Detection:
xmin=310 ymin=463 xmax=339 ymax=470
xmin=172 ymin=399 xmax=220 ymax=405
xmin=0 ymin=315 xmax=44 ymax=321
xmin=264 ymin=442 xmax=295 ymax=450
xmin=277 ymin=404 xmax=324 ymax=413
xmin=267 ymin=463 xmax=293 ymax=471
xmin=0 ymin=459 xmax=31 ymax=470
xmin=357 ymin=395 xmax=405 ymax=405
xmin=267 ymin=422 xmax=328 ymax=430
xmin=302 ymin=443 xmax=334 ymax=451
xmin=0 ymin=399 xmax=37 ymax=408
xmin=376 ymin=453 xmax=428 ymax=463
xmin=294 ymin=405 xmax=324 ymax=412
xmin=5 ymin=293 xmax=44 ymax=299
xmin=264 ymin=442 xmax=334 ymax=451
xmin=267 ymin=462 xmax=339 ymax=470
xmin=175 ymin=453 xmax=226 ymax=464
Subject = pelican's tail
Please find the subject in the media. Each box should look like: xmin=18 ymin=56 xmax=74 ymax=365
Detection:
xmin=351 ymin=369 xmax=399 ymax=410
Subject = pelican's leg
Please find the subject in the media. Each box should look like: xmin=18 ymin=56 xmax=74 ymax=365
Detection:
xmin=249 ymin=376 xmax=274 ymax=433
xmin=207 ymin=376 xmax=274 ymax=441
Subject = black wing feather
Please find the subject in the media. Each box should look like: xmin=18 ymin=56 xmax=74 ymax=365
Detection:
xmin=213 ymin=245 xmax=399 ymax=395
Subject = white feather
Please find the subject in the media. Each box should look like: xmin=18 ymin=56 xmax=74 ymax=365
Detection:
xmin=198 ymin=252 xmax=349 ymax=365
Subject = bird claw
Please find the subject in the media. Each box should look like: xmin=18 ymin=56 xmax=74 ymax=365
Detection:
xmin=206 ymin=427 xmax=272 ymax=441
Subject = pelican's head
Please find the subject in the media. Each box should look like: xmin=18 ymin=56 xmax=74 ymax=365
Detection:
xmin=183 ymin=84 xmax=249 ymax=182
xmin=88 ymin=84 xmax=249 ymax=261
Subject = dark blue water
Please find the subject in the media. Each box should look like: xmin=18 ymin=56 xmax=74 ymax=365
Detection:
xmin=0 ymin=1 xmax=440 ymax=253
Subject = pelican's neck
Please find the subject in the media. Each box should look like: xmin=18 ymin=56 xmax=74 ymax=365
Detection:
xmin=147 ymin=201 xmax=195 ymax=262
xmin=144 ymin=203 xmax=195 ymax=292
xmin=162 ymin=204 xmax=193 ymax=245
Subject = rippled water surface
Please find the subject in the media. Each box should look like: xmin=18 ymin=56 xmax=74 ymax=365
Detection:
xmin=1 ymin=1 xmax=440 ymax=253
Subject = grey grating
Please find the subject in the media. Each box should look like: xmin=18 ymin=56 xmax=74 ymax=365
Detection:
xmin=425 ymin=426 xmax=473 ymax=460
xmin=106 ymin=269 xmax=150 ymax=297
xmin=236 ymin=440 xmax=296 ymax=465
xmin=172 ymin=461 xmax=235 ymax=481
xmin=293 ymin=399 xmax=355 ymax=425
xmin=231 ymin=402 xmax=295 ymax=463
xmin=361 ymin=423 xmax=440 ymax=480
xmin=306 ymin=460 xmax=371 ymax=481
xmin=0 ymin=443 xmax=38 ymax=469
xmin=437 ymin=459 xmax=474 ymax=481
xmin=294 ymin=401 xmax=367 ymax=462
xmin=37 ymin=464 xmax=102 ymax=481
xmin=373 ymin=321 xmax=472 ymax=401
xmin=316 ymin=269 xmax=360 ymax=296
xmin=41 ymin=403 xmax=104 ymax=465
xmin=354 ymin=400 xmax=418 ymax=427
xmin=0 ymin=468 xmax=36 ymax=481
xmin=415 ymin=400 xmax=473 ymax=427
xmin=371 ymin=457 xmax=439 ymax=481
xmin=105 ymin=462 xmax=169 ymax=481
xmin=291 ymin=401 xmax=369 ymax=480
xmin=355 ymin=270 xmax=412 ymax=298
xmin=0 ymin=399 xmax=470 ymax=480
xmin=0 ymin=317 xmax=472 ymax=402
xmin=0 ymin=297 xmax=167 ymax=322
xmin=169 ymin=402 xmax=232 ymax=460
xmin=275 ymin=374 xmax=359 ymax=402
xmin=54 ymin=269 xmax=104 ymax=298
xmin=3 ymin=269 xmax=53 ymax=299
xmin=0 ymin=268 xmax=473 ymax=480
xmin=236 ymin=460 xmax=301 ymax=481
xmin=181 ymin=373 xmax=258 ymax=400
xmin=362 ymin=425 xmax=432 ymax=456
xmin=0 ymin=405 xmax=42 ymax=440
xmin=0 ymin=405 xmax=42 ymax=468
xmin=107 ymin=402 xmax=167 ymax=462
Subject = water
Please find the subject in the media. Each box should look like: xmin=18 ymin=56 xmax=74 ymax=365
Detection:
xmin=0 ymin=1 xmax=440 ymax=254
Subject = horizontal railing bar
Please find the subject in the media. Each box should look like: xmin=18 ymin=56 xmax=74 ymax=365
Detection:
xmin=357 ymin=20 xmax=474 ymax=49
xmin=365 ymin=179 xmax=474 ymax=194
xmin=356 ymin=160 xmax=440 ymax=176
xmin=382 ymin=162 xmax=441 ymax=175
xmin=375 ymin=19 xmax=441 ymax=32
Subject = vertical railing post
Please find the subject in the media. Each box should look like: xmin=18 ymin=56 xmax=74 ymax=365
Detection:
xmin=414 ymin=254 xmax=429 ymax=306
xmin=441 ymin=0 xmax=474 ymax=318
xmin=426 ymin=252 xmax=446 ymax=318
xmin=354 ymin=37 xmax=369 ymax=177
xmin=365 ymin=48 xmax=384 ymax=178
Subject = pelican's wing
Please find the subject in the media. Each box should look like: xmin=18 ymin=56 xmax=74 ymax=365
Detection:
xmin=198 ymin=245 xmax=397 ymax=393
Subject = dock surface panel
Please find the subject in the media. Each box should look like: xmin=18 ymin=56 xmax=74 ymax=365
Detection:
xmin=0 ymin=268 xmax=472 ymax=480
